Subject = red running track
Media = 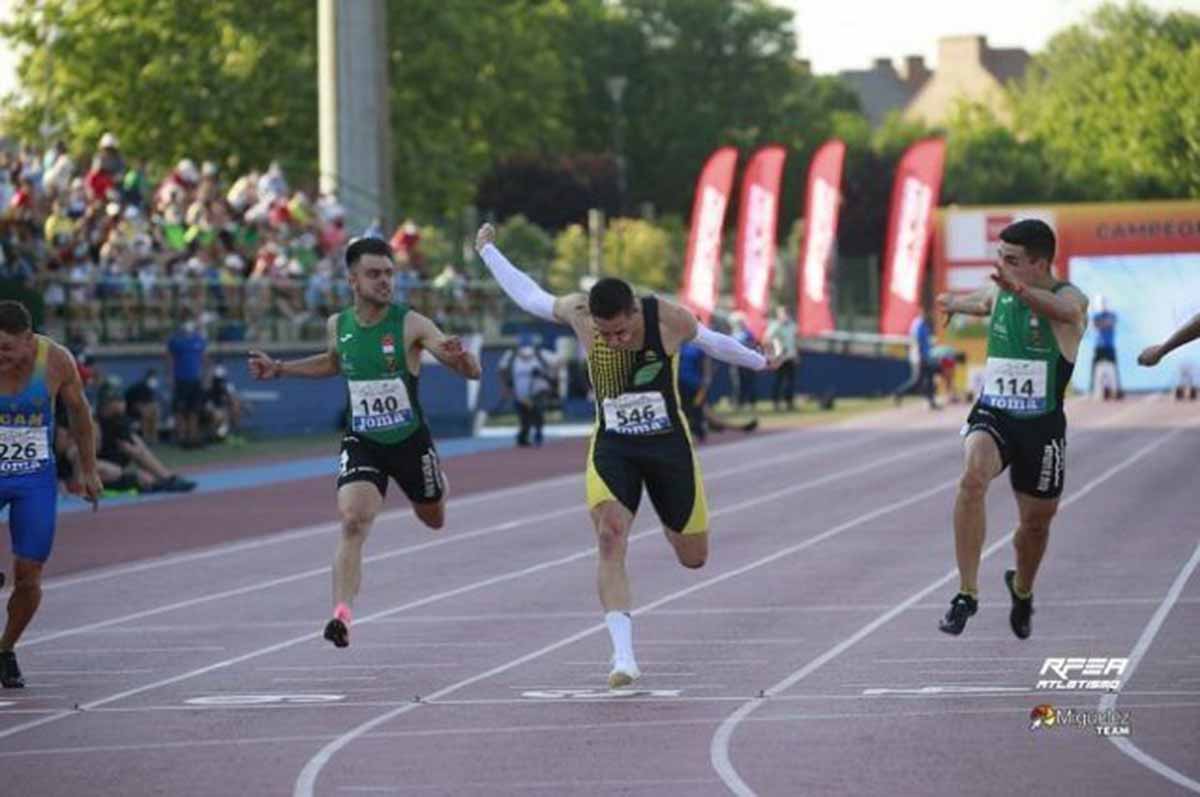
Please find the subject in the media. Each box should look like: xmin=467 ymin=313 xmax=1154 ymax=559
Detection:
xmin=1 ymin=396 xmax=1198 ymax=796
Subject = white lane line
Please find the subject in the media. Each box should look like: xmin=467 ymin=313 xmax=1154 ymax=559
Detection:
xmin=9 ymin=699 xmax=1200 ymax=760
xmin=292 ymin=464 xmax=960 ymax=796
xmin=21 ymin=434 xmax=912 ymax=648
xmin=709 ymin=426 xmax=1186 ymax=796
xmin=40 ymin=472 xmax=581 ymax=590
xmin=24 ymin=647 xmax=227 ymax=655
xmin=1099 ymin=540 xmax=1200 ymax=794
xmin=42 ymin=428 xmax=862 ymax=591
xmin=337 ymin=778 xmax=721 ymax=793
xmin=0 ymin=437 xmax=956 ymax=744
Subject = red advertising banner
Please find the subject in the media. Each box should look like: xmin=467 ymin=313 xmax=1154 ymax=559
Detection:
xmin=734 ymin=145 xmax=787 ymax=339
xmin=680 ymin=147 xmax=739 ymax=323
xmin=879 ymin=138 xmax=946 ymax=335
xmin=797 ymin=139 xmax=845 ymax=337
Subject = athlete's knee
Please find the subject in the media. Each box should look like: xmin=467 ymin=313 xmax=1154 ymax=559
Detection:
xmin=339 ymin=507 xmax=375 ymax=537
xmin=594 ymin=516 xmax=629 ymax=559
xmin=414 ymin=502 xmax=444 ymax=530
xmin=678 ymin=549 xmax=706 ymax=569
xmin=10 ymin=562 xmax=42 ymax=593
xmin=958 ymin=467 xmax=991 ymax=500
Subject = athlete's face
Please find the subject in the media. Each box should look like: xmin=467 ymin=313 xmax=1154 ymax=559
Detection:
xmin=0 ymin=330 xmax=34 ymax=374
xmin=997 ymin=242 xmax=1048 ymax=281
xmin=592 ymin=310 xmax=643 ymax=351
xmin=349 ymin=254 xmax=395 ymax=307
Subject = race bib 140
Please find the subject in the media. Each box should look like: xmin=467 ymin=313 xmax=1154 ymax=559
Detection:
xmin=349 ymin=379 xmax=413 ymax=432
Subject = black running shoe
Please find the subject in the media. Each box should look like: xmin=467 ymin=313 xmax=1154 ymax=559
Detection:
xmin=938 ymin=593 xmax=978 ymax=635
xmin=323 ymin=618 xmax=349 ymax=648
xmin=0 ymin=650 xmax=24 ymax=688
xmin=1005 ymin=570 xmax=1033 ymax=639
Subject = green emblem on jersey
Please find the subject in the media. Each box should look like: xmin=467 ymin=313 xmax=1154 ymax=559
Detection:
xmin=632 ymin=361 xmax=663 ymax=386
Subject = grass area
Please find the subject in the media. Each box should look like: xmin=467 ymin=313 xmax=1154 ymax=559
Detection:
xmin=151 ymin=431 xmax=343 ymax=471
xmin=483 ymin=396 xmax=893 ymax=430
xmin=151 ymin=396 xmax=895 ymax=471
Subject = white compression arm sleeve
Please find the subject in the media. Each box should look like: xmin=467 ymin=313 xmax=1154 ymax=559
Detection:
xmin=479 ymin=243 xmax=558 ymax=322
xmin=694 ymin=324 xmax=767 ymax=371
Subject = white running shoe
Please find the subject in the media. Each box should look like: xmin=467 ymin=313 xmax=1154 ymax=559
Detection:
xmin=608 ymin=654 xmax=641 ymax=689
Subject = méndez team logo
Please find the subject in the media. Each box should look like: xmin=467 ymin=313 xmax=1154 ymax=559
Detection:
xmin=1029 ymin=704 xmax=1058 ymax=730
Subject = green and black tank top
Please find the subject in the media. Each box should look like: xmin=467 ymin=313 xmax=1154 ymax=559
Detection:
xmin=336 ymin=304 xmax=425 ymax=444
xmin=979 ymin=283 xmax=1076 ymax=418
xmin=589 ymin=297 xmax=685 ymax=439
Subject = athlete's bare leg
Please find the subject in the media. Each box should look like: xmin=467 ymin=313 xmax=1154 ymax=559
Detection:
xmin=591 ymin=499 xmax=634 ymax=611
xmin=333 ymin=482 xmax=384 ymax=610
xmin=1012 ymin=492 xmax=1057 ymax=594
xmin=662 ymin=527 xmax=707 ymax=569
xmin=954 ymin=431 xmax=1003 ymax=594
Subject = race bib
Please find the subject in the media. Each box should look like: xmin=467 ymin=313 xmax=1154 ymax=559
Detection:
xmin=349 ymin=379 xmax=413 ymax=432
xmin=0 ymin=426 xmax=51 ymax=474
xmin=602 ymin=392 xmax=671 ymax=435
xmin=981 ymin=357 xmax=1048 ymax=413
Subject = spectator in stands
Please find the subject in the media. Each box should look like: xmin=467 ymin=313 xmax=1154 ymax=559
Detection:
xmin=166 ymin=309 xmax=209 ymax=447
xmin=731 ymin=313 xmax=758 ymax=409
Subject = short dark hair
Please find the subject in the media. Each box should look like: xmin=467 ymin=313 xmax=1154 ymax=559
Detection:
xmin=0 ymin=301 xmax=32 ymax=335
xmin=345 ymin=236 xmax=394 ymax=270
xmin=588 ymin=278 xmax=636 ymax=320
xmin=999 ymin=219 xmax=1056 ymax=264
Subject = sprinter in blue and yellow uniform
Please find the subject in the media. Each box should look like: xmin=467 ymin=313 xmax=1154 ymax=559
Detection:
xmin=0 ymin=301 xmax=103 ymax=688
xmin=475 ymin=223 xmax=782 ymax=688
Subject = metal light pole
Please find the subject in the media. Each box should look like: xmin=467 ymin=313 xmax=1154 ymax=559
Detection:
xmin=605 ymin=75 xmax=628 ymax=216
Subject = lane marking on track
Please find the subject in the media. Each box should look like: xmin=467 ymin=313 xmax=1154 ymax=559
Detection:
xmin=710 ymin=425 xmax=1189 ymax=796
xmin=1099 ymin=539 xmax=1200 ymax=794
xmin=0 ymin=437 xmax=956 ymax=743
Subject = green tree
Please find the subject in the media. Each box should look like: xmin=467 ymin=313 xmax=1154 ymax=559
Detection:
xmin=0 ymin=0 xmax=317 ymax=178
xmin=389 ymin=0 xmax=577 ymax=218
xmin=1013 ymin=1 xmax=1200 ymax=198
xmin=941 ymin=102 xmax=1059 ymax=205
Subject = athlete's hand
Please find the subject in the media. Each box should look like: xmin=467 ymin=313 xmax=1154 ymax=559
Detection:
xmin=248 ymin=350 xmax=281 ymax=380
xmin=435 ymin=336 xmax=481 ymax=380
xmin=990 ymin=261 xmax=1026 ymax=296
xmin=71 ymin=467 xmax=103 ymax=511
xmin=935 ymin=292 xmax=955 ymax=323
xmin=1138 ymin=344 xmax=1165 ymax=367
xmin=474 ymin=223 xmax=496 ymax=254
xmin=760 ymin=339 xmax=786 ymax=371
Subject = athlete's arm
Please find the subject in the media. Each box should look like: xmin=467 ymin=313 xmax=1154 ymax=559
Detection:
xmin=1139 ymin=311 xmax=1200 ymax=366
xmin=659 ymin=300 xmax=773 ymax=371
xmin=248 ymin=316 xmax=340 ymax=379
xmin=936 ymin=284 xmax=995 ymax=319
xmin=407 ymin=312 xmax=482 ymax=380
xmin=51 ymin=344 xmax=102 ymax=505
xmin=474 ymin=224 xmax=562 ymax=323
xmin=1011 ymin=282 xmax=1087 ymax=328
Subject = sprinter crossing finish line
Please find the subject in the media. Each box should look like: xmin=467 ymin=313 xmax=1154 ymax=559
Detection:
xmin=475 ymin=224 xmax=782 ymax=688
xmin=935 ymin=219 xmax=1088 ymax=640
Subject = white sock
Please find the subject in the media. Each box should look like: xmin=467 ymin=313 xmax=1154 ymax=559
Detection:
xmin=605 ymin=611 xmax=634 ymax=662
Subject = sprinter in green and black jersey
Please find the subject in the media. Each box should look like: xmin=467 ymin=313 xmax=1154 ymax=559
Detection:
xmin=934 ymin=219 xmax=1088 ymax=640
xmin=475 ymin=223 xmax=782 ymax=688
xmin=249 ymin=237 xmax=481 ymax=649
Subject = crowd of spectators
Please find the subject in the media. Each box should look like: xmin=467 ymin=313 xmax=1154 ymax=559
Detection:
xmin=0 ymin=133 xmax=486 ymax=347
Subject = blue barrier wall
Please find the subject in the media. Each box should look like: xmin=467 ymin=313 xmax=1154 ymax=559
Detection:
xmin=94 ymin=345 xmax=912 ymax=439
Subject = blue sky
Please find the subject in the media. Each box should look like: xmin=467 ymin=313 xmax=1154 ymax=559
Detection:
xmin=779 ymin=0 xmax=1200 ymax=73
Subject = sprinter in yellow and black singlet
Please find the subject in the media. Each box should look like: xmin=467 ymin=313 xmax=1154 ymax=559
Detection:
xmin=476 ymin=224 xmax=783 ymax=688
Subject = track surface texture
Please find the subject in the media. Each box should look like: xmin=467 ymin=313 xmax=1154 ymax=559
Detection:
xmin=2 ymin=396 xmax=1197 ymax=796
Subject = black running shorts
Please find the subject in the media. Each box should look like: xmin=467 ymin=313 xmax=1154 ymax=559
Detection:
xmin=336 ymin=425 xmax=444 ymax=504
xmin=964 ymin=404 xmax=1066 ymax=499
xmin=585 ymin=432 xmax=708 ymax=533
